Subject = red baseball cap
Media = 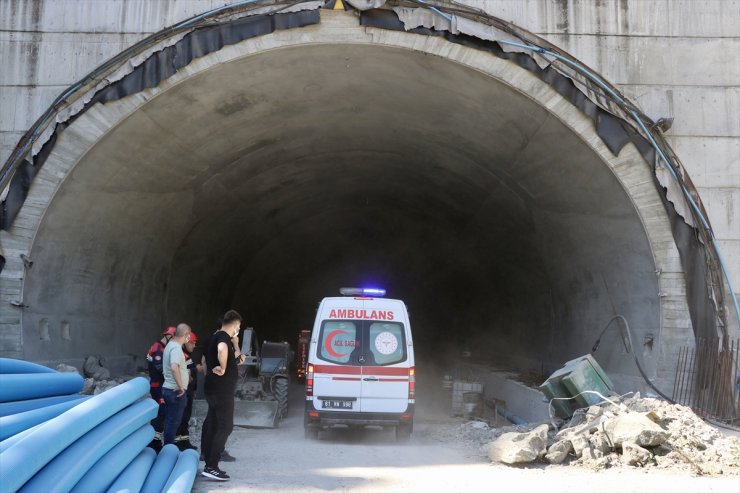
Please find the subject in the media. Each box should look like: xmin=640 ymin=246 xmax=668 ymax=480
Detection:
xmin=162 ymin=326 xmax=177 ymax=337
xmin=188 ymin=331 xmax=198 ymax=343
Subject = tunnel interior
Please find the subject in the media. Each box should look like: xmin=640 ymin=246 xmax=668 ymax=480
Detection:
xmin=21 ymin=43 xmax=660 ymax=382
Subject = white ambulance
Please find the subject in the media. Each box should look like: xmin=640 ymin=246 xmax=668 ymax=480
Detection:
xmin=304 ymin=288 xmax=415 ymax=440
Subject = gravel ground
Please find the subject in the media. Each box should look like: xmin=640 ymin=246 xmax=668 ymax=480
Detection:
xmin=188 ymin=378 xmax=740 ymax=493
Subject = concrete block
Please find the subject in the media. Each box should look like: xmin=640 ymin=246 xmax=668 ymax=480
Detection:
xmin=459 ymin=0 xmax=740 ymax=37
xmin=451 ymin=380 xmax=483 ymax=416
xmin=698 ymin=188 xmax=740 ymax=240
xmin=0 ymin=323 xmax=23 ymax=357
xmin=483 ymin=370 xmax=550 ymax=423
xmin=0 ymin=86 xmax=65 ymax=131
xmin=543 ymin=35 xmax=740 ymax=87
xmin=0 ymin=31 xmax=144 ymax=86
xmin=671 ymin=137 xmax=740 ymax=188
xmin=619 ymin=85 xmax=740 ymax=138
xmin=0 ymin=130 xmax=25 ymax=166
xmin=0 ymin=0 xmax=222 ymax=34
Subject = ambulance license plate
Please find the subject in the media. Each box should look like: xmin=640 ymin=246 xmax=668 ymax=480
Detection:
xmin=322 ymin=400 xmax=353 ymax=409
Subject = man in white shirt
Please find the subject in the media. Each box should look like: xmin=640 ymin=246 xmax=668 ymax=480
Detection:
xmin=162 ymin=323 xmax=192 ymax=445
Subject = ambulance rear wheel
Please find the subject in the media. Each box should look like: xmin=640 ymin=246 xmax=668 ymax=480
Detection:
xmin=396 ymin=423 xmax=412 ymax=441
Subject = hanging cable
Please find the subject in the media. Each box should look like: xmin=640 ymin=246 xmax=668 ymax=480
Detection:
xmin=591 ymin=315 xmax=675 ymax=403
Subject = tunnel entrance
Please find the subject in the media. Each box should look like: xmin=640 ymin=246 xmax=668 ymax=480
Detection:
xmin=3 ymin=9 xmax=693 ymax=393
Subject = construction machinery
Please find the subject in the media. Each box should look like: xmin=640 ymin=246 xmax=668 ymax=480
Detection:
xmin=233 ymin=327 xmax=291 ymax=428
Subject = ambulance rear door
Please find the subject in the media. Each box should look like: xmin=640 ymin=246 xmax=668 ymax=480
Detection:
xmin=359 ymin=320 xmax=410 ymax=413
xmin=312 ymin=319 xmax=362 ymax=413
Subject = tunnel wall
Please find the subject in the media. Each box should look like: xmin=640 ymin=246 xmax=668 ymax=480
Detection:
xmin=0 ymin=8 xmax=696 ymax=396
xmin=0 ymin=2 xmax=738 ymax=398
xmin=1 ymin=0 xmax=738 ymax=302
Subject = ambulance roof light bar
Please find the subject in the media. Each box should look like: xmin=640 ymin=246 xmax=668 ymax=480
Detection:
xmin=339 ymin=287 xmax=386 ymax=297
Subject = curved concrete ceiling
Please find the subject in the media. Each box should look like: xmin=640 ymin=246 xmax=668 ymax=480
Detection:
xmin=21 ymin=39 xmax=665 ymax=383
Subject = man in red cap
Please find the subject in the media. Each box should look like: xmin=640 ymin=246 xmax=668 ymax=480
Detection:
xmin=175 ymin=329 xmax=202 ymax=450
xmin=146 ymin=326 xmax=176 ymax=451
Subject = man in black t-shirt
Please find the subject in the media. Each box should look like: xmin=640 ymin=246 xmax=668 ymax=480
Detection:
xmin=200 ymin=310 xmax=244 ymax=481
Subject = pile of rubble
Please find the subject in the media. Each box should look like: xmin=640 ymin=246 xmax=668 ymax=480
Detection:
xmin=455 ymin=393 xmax=740 ymax=476
xmin=56 ymin=356 xmax=137 ymax=395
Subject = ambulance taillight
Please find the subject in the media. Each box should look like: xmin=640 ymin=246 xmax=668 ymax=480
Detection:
xmin=408 ymin=367 xmax=415 ymax=400
xmin=306 ymin=363 xmax=314 ymax=396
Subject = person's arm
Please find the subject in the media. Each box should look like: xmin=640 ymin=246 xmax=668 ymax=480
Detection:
xmin=212 ymin=341 xmax=228 ymax=376
xmin=232 ymin=335 xmax=246 ymax=364
xmin=171 ymin=353 xmax=186 ymax=396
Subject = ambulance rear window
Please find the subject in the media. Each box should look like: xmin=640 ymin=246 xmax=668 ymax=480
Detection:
xmin=369 ymin=322 xmax=405 ymax=365
xmin=317 ymin=320 xmax=406 ymax=366
xmin=318 ymin=322 xmax=359 ymax=364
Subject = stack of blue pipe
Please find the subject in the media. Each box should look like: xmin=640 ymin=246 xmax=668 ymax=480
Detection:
xmin=0 ymin=358 xmax=199 ymax=493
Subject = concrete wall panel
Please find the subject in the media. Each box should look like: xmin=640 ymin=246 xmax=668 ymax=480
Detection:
xmin=0 ymin=32 xmax=145 ymax=86
xmin=671 ymin=137 xmax=740 ymax=188
xmin=0 ymin=0 xmax=222 ymax=33
xmin=0 ymin=86 xmax=66 ymax=132
xmin=544 ymin=35 xmax=740 ymax=87
xmin=460 ymin=0 xmax=740 ymax=37
xmin=619 ymin=85 xmax=740 ymax=138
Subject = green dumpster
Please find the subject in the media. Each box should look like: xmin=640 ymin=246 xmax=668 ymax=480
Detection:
xmin=539 ymin=354 xmax=614 ymax=419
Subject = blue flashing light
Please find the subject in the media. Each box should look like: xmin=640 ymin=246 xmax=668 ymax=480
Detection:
xmin=339 ymin=287 xmax=386 ymax=297
xmin=362 ymin=288 xmax=386 ymax=297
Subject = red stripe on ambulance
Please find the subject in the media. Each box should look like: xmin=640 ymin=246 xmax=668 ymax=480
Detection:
xmin=314 ymin=364 xmax=408 ymax=376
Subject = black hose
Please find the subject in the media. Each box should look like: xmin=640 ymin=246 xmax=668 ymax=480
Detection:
xmin=591 ymin=314 xmax=674 ymax=403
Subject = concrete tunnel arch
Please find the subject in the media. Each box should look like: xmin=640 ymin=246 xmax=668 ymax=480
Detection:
xmin=1 ymin=8 xmax=696 ymax=393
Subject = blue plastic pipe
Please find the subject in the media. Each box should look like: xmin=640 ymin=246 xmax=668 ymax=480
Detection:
xmin=0 ymin=372 xmax=84 ymax=402
xmin=162 ymin=449 xmax=200 ymax=493
xmin=17 ymin=398 xmax=158 ymax=493
xmin=497 ymin=407 xmax=526 ymax=425
xmin=70 ymin=424 xmax=155 ymax=493
xmin=0 ymin=377 xmax=150 ymax=493
xmin=140 ymin=444 xmax=180 ymax=493
xmin=0 ymin=395 xmax=91 ymax=440
xmin=105 ymin=447 xmax=157 ymax=493
xmin=0 ymin=358 xmax=57 ymax=374
xmin=0 ymin=422 xmax=43 ymax=453
xmin=0 ymin=393 xmax=87 ymax=417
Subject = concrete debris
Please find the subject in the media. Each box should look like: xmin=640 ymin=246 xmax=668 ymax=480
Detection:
xmin=81 ymin=377 xmax=95 ymax=394
xmin=589 ymin=430 xmax=612 ymax=456
xmin=82 ymin=355 xmax=111 ymax=380
xmin=570 ymin=434 xmax=591 ymax=458
xmin=55 ymin=363 xmax=80 ymax=374
xmin=622 ymin=441 xmax=652 ymax=466
xmin=488 ymin=424 xmax=549 ymax=464
xmin=445 ymin=393 xmax=739 ymax=476
xmin=545 ymin=439 xmax=572 ymax=464
xmin=92 ymin=379 xmax=122 ymax=395
xmin=602 ymin=411 xmax=669 ymax=447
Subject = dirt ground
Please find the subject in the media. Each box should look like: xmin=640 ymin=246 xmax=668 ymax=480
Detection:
xmin=190 ymin=376 xmax=740 ymax=493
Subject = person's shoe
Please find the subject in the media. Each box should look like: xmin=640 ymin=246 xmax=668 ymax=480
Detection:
xmin=201 ymin=467 xmax=229 ymax=481
xmin=220 ymin=450 xmax=236 ymax=462
xmin=176 ymin=440 xmax=197 ymax=451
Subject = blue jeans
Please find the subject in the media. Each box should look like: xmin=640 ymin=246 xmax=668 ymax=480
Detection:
xmin=162 ymin=387 xmax=188 ymax=445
